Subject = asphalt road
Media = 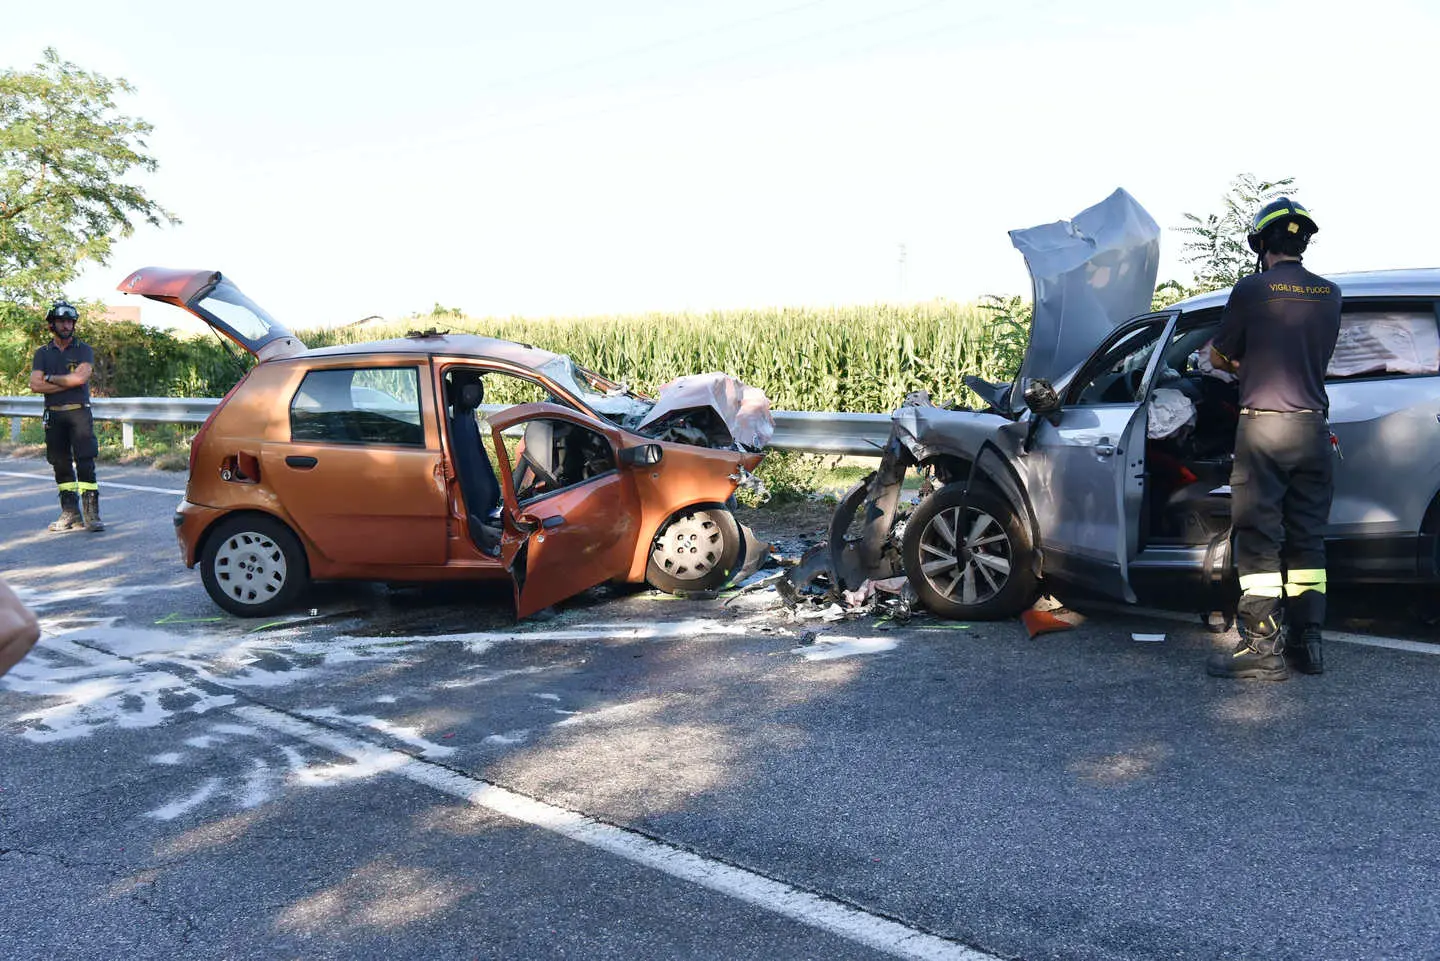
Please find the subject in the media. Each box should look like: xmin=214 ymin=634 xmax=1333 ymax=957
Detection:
xmin=2 ymin=455 xmax=1439 ymax=961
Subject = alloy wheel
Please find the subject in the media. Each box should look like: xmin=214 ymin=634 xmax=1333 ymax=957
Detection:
xmin=914 ymin=506 xmax=1013 ymax=606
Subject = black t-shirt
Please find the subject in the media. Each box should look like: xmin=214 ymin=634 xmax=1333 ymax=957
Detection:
xmin=1211 ymin=261 xmax=1342 ymax=412
xmin=31 ymin=339 xmax=95 ymax=407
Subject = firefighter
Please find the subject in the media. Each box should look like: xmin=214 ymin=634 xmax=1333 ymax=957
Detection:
xmin=1206 ymin=199 xmax=1341 ymax=679
xmin=28 ymin=301 xmax=104 ymax=532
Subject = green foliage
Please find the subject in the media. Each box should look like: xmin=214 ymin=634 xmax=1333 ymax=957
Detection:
xmin=1177 ymin=173 xmax=1296 ymax=292
xmin=0 ymin=303 xmax=248 ymax=397
xmin=299 ymin=300 xmax=1015 ymax=413
xmin=740 ymin=451 xmax=835 ymax=506
xmin=0 ymin=48 xmax=178 ymax=304
xmin=1151 ymin=279 xmax=1194 ymax=310
xmin=975 ymin=294 xmax=1032 ymax=381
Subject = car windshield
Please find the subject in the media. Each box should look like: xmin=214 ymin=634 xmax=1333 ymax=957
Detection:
xmin=196 ymin=280 xmax=287 ymax=343
xmin=538 ymin=355 xmax=652 ymax=419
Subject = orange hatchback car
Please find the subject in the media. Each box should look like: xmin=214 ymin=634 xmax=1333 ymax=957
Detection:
xmin=119 ymin=268 xmax=769 ymax=618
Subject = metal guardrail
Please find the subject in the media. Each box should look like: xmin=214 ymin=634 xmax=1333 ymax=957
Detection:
xmin=0 ymin=396 xmax=893 ymax=456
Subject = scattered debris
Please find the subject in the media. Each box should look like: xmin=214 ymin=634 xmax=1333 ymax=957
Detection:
xmin=1131 ymin=633 xmax=1167 ymax=643
xmin=1021 ymin=608 xmax=1075 ymax=639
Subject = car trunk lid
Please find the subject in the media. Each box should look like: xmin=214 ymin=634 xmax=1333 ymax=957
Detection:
xmin=117 ymin=268 xmax=307 ymax=361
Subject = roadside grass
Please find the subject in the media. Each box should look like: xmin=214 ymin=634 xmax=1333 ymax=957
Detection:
xmin=2 ymin=419 xmax=192 ymax=470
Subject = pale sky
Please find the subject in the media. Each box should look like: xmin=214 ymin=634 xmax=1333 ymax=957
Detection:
xmin=5 ymin=0 xmax=1437 ymax=331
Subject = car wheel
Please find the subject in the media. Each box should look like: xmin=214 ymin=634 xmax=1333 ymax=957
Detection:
xmin=200 ymin=515 xmax=310 ymax=617
xmin=646 ymin=506 xmax=742 ymax=593
xmin=901 ymin=485 xmax=1037 ymax=620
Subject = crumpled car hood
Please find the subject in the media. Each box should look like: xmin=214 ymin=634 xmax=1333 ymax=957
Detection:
xmin=1009 ymin=187 xmax=1160 ymax=386
xmin=636 ymin=372 xmax=774 ymax=451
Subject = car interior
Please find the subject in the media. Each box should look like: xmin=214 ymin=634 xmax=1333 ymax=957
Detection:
xmin=444 ymin=371 xmax=502 ymax=555
xmin=1061 ymin=314 xmax=1239 ymax=551
xmin=511 ymin=418 xmax=616 ymax=503
xmin=1140 ymin=320 xmax=1239 ymax=548
xmin=443 ymin=367 xmax=619 ymax=550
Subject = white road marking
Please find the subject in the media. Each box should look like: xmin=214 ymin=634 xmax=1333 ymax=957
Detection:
xmin=234 ymin=703 xmax=995 ymax=961
xmin=0 ymin=469 xmax=184 ymax=496
xmin=1098 ymin=603 xmax=1440 ymax=656
xmin=334 ymin=618 xmax=759 ymax=655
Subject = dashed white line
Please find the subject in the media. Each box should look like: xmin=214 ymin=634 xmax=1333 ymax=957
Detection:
xmin=234 ymin=703 xmax=997 ymax=961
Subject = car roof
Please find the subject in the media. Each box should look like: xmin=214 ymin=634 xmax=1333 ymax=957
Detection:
xmin=1173 ymin=267 xmax=1440 ymax=311
xmin=299 ymin=332 xmax=564 ymax=369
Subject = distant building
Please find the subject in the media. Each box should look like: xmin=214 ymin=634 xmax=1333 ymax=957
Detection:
xmin=95 ymin=305 xmax=142 ymax=325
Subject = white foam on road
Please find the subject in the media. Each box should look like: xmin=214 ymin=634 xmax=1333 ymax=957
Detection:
xmin=234 ymin=703 xmax=996 ymax=961
xmin=145 ymin=777 xmax=222 ymax=821
xmin=793 ymin=634 xmax=899 ymax=661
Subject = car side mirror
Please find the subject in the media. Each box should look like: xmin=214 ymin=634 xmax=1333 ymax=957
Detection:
xmin=1023 ymin=378 xmax=1062 ymax=424
xmin=620 ymin=443 xmax=663 ymax=467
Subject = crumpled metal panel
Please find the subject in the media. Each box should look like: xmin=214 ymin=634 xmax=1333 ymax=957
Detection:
xmin=637 ymin=372 xmax=775 ymax=451
xmin=1010 ymin=188 xmax=1160 ymax=386
xmin=893 ymin=404 xmax=1012 ymax=462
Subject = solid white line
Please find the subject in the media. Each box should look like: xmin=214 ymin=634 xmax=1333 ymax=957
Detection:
xmin=1324 ymin=630 xmax=1440 ymax=655
xmin=0 ymin=470 xmax=184 ymax=496
xmin=233 ymin=703 xmax=996 ymax=961
xmin=1102 ymin=602 xmax=1439 ymax=655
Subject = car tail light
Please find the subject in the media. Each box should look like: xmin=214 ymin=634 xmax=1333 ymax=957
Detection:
xmin=189 ymin=373 xmax=250 ymax=482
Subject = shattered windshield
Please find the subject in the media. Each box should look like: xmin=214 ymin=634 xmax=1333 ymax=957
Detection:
xmin=539 ymin=356 xmax=653 ymax=422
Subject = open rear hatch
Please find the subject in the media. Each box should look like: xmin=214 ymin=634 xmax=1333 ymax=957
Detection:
xmin=117 ymin=267 xmax=306 ymax=361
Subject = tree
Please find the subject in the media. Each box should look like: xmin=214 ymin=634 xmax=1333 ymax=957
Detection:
xmin=1175 ymin=173 xmax=1296 ymax=292
xmin=0 ymin=48 xmax=177 ymax=305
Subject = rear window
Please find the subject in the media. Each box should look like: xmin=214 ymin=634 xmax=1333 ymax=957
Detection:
xmin=291 ymin=367 xmax=423 ymax=446
xmin=1329 ymin=307 xmax=1440 ymax=379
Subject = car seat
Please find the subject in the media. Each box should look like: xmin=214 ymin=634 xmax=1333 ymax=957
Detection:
xmin=447 ymin=375 xmax=502 ymax=554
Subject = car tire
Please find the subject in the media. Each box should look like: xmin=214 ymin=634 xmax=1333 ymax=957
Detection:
xmin=200 ymin=514 xmax=310 ymax=617
xmin=901 ymin=485 xmax=1037 ymax=620
xmin=646 ymin=506 xmax=742 ymax=594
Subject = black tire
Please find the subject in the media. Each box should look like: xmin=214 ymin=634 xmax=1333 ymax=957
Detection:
xmin=901 ymin=485 xmax=1037 ymax=620
xmin=200 ymin=514 xmax=310 ymax=617
xmin=645 ymin=506 xmax=742 ymax=593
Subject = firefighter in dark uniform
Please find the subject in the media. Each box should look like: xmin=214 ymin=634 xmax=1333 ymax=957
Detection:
xmin=28 ymin=301 xmax=104 ymax=532
xmin=1206 ymin=199 xmax=1340 ymax=680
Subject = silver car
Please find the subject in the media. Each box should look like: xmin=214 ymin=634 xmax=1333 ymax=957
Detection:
xmin=831 ymin=191 xmax=1440 ymax=619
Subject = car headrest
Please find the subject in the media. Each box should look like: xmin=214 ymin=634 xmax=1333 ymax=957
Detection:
xmin=456 ymin=380 xmax=484 ymax=412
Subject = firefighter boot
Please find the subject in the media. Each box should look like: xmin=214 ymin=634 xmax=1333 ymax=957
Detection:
xmin=1207 ymin=612 xmax=1288 ymax=681
xmin=81 ymin=490 xmax=105 ymax=532
xmin=48 ymin=491 xmax=85 ymax=533
xmin=1285 ymin=625 xmax=1324 ymax=675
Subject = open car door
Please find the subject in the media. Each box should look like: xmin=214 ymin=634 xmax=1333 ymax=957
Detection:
xmin=487 ymin=402 xmax=645 ymax=617
xmin=1025 ymin=311 xmax=1180 ymax=602
xmin=117 ymin=268 xmax=306 ymax=361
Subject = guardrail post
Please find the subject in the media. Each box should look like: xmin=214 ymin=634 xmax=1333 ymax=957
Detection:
xmin=121 ymin=422 xmax=135 ymax=450
xmin=9 ymin=416 xmax=18 ymax=443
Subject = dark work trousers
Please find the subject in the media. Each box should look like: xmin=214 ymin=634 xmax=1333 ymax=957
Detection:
xmin=43 ymin=406 xmax=99 ymax=507
xmin=1230 ymin=410 xmax=1334 ymax=633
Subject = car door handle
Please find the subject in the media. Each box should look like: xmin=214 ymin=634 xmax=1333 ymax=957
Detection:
xmin=1093 ymin=443 xmax=1116 ymax=457
xmin=541 ymin=515 xmax=565 ymax=529
xmin=285 ymin=455 xmax=318 ymax=469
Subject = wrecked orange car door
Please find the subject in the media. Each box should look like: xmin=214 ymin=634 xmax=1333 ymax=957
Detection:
xmin=488 ymin=403 xmax=644 ymax=617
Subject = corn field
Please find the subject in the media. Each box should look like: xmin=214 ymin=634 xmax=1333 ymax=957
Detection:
xmin=301 ymin=301 xmax=1016 ymax=413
